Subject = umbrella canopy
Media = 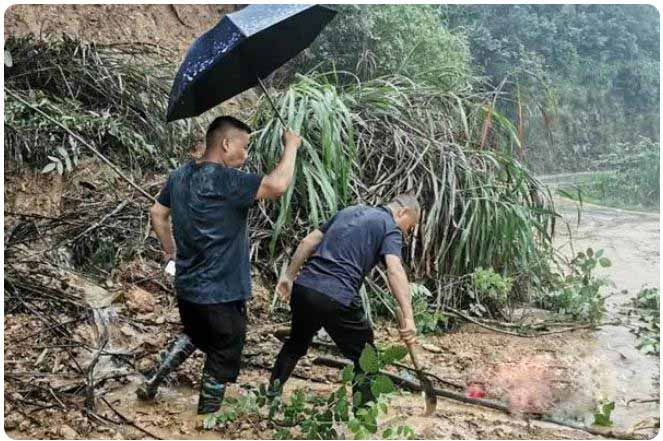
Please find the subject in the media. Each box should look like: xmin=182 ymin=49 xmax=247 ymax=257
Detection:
xmin=166 ymin=4 xmax=336 ymax=122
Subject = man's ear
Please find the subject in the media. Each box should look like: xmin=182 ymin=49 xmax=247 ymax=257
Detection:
xmin=221 ymin=137 xmax=231 ymax=153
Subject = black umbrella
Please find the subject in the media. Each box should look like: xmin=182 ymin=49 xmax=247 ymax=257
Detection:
xmin=166 ymin=4 xmax=336 ymax=123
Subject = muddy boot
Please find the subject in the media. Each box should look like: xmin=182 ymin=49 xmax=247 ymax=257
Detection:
xmin=136 ymin=333 xmax=195 ymax=401
xmin=197 ymin=367 xmax=227 ymax=415
xmin=352 ymin=379 xmax=376 ymax=411
xmin=268 ymin=350 xmax=300 ymax=398
xmin=351 ymin=363 xmax=376 ymax=411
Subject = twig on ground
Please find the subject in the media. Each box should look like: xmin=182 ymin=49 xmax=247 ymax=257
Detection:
xmin=446 ymin=307 xmax=619 ymax=337
xmin=100 ymin=396 xmax=162 ymax=440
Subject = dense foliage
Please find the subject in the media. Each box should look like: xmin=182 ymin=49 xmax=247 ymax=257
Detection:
xmin=250 ymin=73 xmax=555 ymax=313
xmin=440 ymin=4 xmax=660 ymax=172
xmin=558 ymin=138 xmax=660 ymax=211
xmin=4 ymin=35 xmax=196 ymax=174
xmin=298 ymin=5 xmax=473 ymax=91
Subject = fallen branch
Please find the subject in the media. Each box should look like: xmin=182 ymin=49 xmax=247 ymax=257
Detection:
xmin=86 ymin=337 xmax=109 ymax=409
xmin=313 ymin=355 xmax=646 ymax=440
xmin=68 ymin=199 xmax=131 ymax=244
xmin=446 ymin=308 xmax=619 ymax=337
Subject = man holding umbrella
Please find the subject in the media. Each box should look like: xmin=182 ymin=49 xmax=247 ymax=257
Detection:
xmin=138 ymin=3 xmax=335 ymax=415
xmin=139 ymin=117 xmax=301 ymax=415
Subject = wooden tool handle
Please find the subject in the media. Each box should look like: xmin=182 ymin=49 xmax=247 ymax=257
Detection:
xmin=395 ymin=306 xmax=420 ymax=368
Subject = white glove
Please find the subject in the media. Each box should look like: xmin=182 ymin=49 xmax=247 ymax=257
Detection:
xmin=164 ymin=260 xmax=176 ymax=276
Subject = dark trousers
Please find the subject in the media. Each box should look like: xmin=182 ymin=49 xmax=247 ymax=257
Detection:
xmin=271 ymin=284 xmax=375 ymax=405
xmin=178 ymin=297 xmax=247 ymax=383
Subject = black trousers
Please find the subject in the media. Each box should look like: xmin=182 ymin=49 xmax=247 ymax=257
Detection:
xmin=177 ymin=297 xmax=247 ymax=383
xmin=271 ymin=284 xmax=375 ymax=404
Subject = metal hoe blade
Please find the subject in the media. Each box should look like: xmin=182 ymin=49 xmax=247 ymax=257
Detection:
xmin=396 ymin=307 xmax=438 ymax=416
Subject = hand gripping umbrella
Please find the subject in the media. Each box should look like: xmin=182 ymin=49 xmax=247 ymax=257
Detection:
xmin=166 ymin=4 xmax=337 ymax=124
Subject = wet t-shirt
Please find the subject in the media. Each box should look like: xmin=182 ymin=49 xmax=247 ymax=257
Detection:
xmin=295 ymin=205 xmax=403 ymax=306
xmin=157 ymin=160 xmax=262 ymax=304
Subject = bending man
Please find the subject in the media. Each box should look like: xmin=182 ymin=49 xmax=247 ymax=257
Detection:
xmin=270 ymin=195 xmax=420 ymax=406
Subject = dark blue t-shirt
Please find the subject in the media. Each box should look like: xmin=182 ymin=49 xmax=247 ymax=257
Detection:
xmin=295 ymin=205 xmax=403 ymax=306
xmin=157 ymin=160 xmax=262 ymax=304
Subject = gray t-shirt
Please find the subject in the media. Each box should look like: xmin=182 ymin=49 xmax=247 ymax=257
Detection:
xmin=157 ymin=160 xmax=262 ymax=304
xmin=295 ymin=205 xmax=403 ymax=306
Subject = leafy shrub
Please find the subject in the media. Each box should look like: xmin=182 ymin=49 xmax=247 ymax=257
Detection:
xmin=558 ymin=139 xmax=660 ymax=211
xmin=537 ymin=248 xmax=611 ymax=323
xmin=367 ymin=283 xmax=447 ymax=334
xmin=203 ymin=344 xmax=417 ymax=439
xmin=631 ymin=287 xmax=659 ymax=355
xmin=252 ymin=73 xmax=554 ymax=306
xmin=467 ymin=267 xmax=513 ymax=318
xmin=299 ymin=5 xmax=472 ymax=89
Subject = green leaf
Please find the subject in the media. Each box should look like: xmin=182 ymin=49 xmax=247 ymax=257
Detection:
xmin=365 ymin=415 xmax=378 ymax=433
xmin=383 ymin=428 xmax=393 ymax=438
xmin=342 ymin=364 xmax=355 ymax=383
xmin=370 ymin=374 xmax=396 ymax=397
xmin=599 ymin=257 xmax=611 ymax=267
xmin=593 ymin=401 xmax=615 ymax=426
xmin=203 ymin=414 xmax=216 ymax=430
xmin=353 ymin=391 xmax=363 ymax=408
xmin=41 ymin=163 xmax=57 ymax=174
xmin=594 ymin=413 xmax=612 ymax=426
xmin=347 ymin=418 xmax=361 ymax=433
xmin=380 ymin=345 xmax=408 ymax=365
xmin=335 ymin=396 xmax=349 ymax=419
xmin=359 ymin=344 xmax=379 ymax=374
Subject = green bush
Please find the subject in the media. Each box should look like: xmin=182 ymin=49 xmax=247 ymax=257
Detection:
xmin=301 ymin=5 xmax=472 ymax=89
xmin=537 ymin=248 xmax=611 ymax=323
xmin=467 ymin=267 xmax=513 ymax=318
xmin=558 ymin=139 xmax=660 ymax=211
xmin=252 ymin=73 xmax=555 ymax=306
xmin=367 ymin=283 xmax=447 ymax=334
xmin=203 ymin=344 xmax=417 ymax=440
xmin=631 ymin=287 xmax=659 ymax=355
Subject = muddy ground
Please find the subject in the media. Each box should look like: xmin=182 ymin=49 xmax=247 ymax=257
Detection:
xmin=4 ymin=185 xmax=659 ymax=440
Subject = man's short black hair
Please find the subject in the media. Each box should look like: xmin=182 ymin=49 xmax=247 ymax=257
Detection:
xmin=205 ymin=116 xmax=252 ymax=148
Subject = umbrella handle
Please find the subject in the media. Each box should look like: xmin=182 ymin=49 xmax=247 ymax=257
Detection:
xmin=256 ymin=75 xmax=288 ymax=128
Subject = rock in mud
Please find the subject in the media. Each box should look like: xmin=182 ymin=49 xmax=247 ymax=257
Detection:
xmin=4 ymin=413 xmax=21 ymax=430
xmin=422 ymin=343 xmax=443 ymax=353
xmin=125 ymin=287 xmax=156 ymax=313
xmin=59 ymin=424 xmax=79 ymax=439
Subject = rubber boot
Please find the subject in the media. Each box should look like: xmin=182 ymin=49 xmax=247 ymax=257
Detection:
xmin=268 ymin=350 xmax=301 ymax=398
xmin=197 ymin=365 xmax=227 ymax=415
xmin=351 ymin=361 xmax=376 ymax=411
xmin=136 ymin=333 xmax=195 ymax=401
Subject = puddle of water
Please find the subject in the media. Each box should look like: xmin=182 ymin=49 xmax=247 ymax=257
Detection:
xmin=553 ymin=194 xmax=660 ymax=430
